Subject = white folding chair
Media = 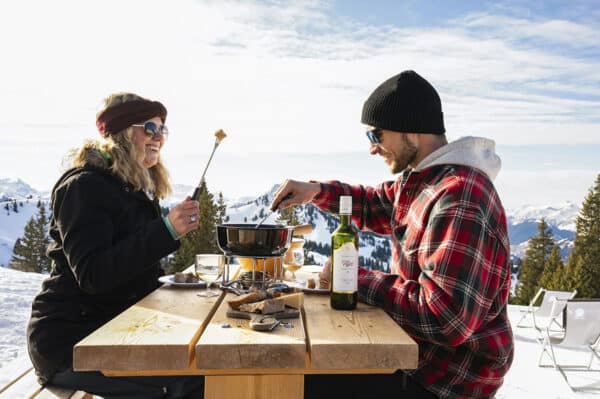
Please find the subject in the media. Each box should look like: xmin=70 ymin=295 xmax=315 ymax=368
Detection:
xmin=516 ymin=288 xmax=577 ymax=333
xmin=538 ymin=299 xmax=600 ymax=392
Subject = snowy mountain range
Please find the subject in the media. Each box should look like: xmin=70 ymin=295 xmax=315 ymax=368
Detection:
xmin=0 ymin=177 xmax=580 ymax=268
xmin=0 ymin=178 xmax=46 ymax=202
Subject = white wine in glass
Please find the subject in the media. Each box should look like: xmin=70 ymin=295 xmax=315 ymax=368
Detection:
xmin=283 ymin=239 xmax=305 ymax=282
xmin=196 ymin=254 xmax=224 ymax=297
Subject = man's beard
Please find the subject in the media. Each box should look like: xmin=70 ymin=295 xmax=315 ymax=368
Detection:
xmin=389 ymin=134 xmax=417 ymax=174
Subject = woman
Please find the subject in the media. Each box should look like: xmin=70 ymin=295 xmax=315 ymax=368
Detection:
xmin=27 ymin=93 xmax=203 ymax=398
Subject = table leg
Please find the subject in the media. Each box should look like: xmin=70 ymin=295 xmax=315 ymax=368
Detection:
xmin=205 ymin=375 xmax=303 ymax=399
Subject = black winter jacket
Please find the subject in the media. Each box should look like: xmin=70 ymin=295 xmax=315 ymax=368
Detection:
xmin=27 ymin=164 xmax=180 ymax=383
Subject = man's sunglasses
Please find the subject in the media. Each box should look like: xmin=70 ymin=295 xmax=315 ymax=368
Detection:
xmin=131 ymin=121 xmax=169 ymax=140
xmin=366 ymin=128 xmax=382 ymax=144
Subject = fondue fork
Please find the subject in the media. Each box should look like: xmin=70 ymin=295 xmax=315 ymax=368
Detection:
xmin=254 ymin=192 xmax=293 ymax=228
xmin=191 ymin=129 xmax=227 ymax=201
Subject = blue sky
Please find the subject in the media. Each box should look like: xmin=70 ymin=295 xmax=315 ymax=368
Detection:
xmin=0 ymin=0 xmax=598 ymax=208
xmin=335 ymin=0 xmax=600 ymax=31
xmin=334 ymin=1 xmax=498 ymax=26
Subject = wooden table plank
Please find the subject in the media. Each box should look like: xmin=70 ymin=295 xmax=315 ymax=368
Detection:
xmin=205 ymin=375 xmax=303 ymax=399
xmin=196 ymin=293 xmax=307 ymax=369
xmin=303 ymin=295 xmax=418 ymax=370
xmin=103 ymin=366 xmax=398 ymax=377
xmin=74 ymin=285 xmax=221 ymax=371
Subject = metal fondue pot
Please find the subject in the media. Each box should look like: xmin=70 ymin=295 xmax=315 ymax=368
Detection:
xmin=216 ymin=223 xmax=312 ymax=257
xmin=216 ymin=224 xmax=295 ymax=257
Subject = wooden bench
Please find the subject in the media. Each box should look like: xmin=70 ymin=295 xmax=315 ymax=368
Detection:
xmin=0 ymin=356 xmax=92 ymax=399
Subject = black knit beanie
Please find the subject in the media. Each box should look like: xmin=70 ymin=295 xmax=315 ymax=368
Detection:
xmin=361 ymin=70 xmax=445 ymax=135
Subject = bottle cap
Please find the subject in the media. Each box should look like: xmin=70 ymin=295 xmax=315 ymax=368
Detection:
xmin=339 ymin=195 xmax=352 ymax=215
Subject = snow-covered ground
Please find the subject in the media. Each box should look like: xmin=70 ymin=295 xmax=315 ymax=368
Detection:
xmin=0 ymin=266 xmax=598 ymax=397
xmin=0 ymin=267 xmax=45 ymax=367
xmin=498 ymin=306 xmax=600 ymax=397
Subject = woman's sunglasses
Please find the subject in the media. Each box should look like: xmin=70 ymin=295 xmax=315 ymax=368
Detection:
xmin=365 ymin=128 xmax=382 ymax=144
xmin=131 ymin=121 xmax=169 ymax=140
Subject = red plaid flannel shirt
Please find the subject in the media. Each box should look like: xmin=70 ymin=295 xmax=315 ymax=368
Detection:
xmin=312 ymin=164 xmax=514 ymax=399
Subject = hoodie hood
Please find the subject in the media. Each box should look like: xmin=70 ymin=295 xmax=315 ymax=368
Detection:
xmin=414 ymin=136 xmax=501 ymax=181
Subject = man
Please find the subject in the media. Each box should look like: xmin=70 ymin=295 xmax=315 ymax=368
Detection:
xmin=271 ymin=70 xmax=513 ymax=399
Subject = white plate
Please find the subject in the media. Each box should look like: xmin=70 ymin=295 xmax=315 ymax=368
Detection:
xmin=285 ymin=280 xmax=329 ymax=294
xmin=159 ymin=274 xmax=207 ymax=288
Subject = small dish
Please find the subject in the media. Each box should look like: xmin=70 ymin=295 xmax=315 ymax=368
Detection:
xmin=158 ymin=274 xmax=207 ymax=288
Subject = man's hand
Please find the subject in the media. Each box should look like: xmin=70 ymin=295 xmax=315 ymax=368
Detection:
xmin=319 ymin=258 xmax=331 ymax=289
xmin=271 ymin=179 xmax=321 ymax=211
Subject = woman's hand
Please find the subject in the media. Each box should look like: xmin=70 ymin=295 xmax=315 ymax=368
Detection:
xmin=168 ymin=196 xmax=199 ymax=237
xmin=271 ymin=179 xmax=321 ymax=211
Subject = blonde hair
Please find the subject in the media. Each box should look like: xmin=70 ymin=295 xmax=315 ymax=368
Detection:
xmin=68 ymin=92 xmax=172 ymax=199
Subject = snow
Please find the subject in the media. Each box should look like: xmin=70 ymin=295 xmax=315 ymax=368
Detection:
xmin=0 ymin=177 xmax=44 ymax=201
xmin=497 ymin=306 xmax=600 ymax=397
xmin=1 ymin=266 xmax=598 ymax=397
xmin=0 ymin=267 xmax=45 ymax=368
xmin=507 ymin=201 xmax=580 ymax=232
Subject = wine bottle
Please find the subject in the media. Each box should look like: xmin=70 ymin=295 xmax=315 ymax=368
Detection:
xmin=330 ymin=195 xmax=358 ymax=310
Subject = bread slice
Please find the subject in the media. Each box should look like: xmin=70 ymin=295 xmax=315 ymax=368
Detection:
xmin=227 ymin=292 xmax=263 ymax=308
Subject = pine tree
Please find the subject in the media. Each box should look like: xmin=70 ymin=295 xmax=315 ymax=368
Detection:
xmin=10 ymin=202 xmax=51 ymax=273
xmin=168 ymin=180 xmax=220 ymax=274
xmin=511 ymin=257 xmax=523 ymax=277
xmin=548 ymin=257 xmax=565 ymax=290
xmin=539 ymin=245 xmax=563 ymax=290
xmin=561 ymin=247 xmax=579 ymax=291
xmin=514 ymin=218 xmax=555 ymax=305
xmin=277 ymin=204 xmax=300 ymax=225
xmin=216 ymin=192 xmax=227 ymax=225
xmin=568 ymin=174 xmax=600 ymax=297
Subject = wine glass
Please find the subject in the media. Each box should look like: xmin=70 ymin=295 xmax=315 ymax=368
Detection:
xmin=195 ymin=254 xmax=224 ymax=297
xmin=283 ymin=239 xmax=305 ymax=282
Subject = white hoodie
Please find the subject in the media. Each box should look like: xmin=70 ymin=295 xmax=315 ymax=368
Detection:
xmin=414 ymin=136 xmax=501 ymax=181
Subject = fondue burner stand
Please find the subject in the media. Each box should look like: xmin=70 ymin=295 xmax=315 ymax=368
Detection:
xmin=221 ymin=254 xmax=285 ymax=290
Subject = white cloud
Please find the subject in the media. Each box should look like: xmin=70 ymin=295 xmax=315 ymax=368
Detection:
xmin=496 ymin=168 xmax=599 ymax=209
xmin=0 ymin=0 xmax=599 ymax=207
xmin=461 ymin=13 xmax=600 ymax=49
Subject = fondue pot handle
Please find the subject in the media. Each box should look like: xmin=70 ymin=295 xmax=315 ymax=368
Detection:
xmin=292 ymin=223 xmax=313 ymax=236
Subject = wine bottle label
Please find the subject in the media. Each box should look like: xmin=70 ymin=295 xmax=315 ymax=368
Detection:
xmin=339 ymin=195 xmax=352 ymax=215
xmin=332 ymin=242 xmax=358 ymax=292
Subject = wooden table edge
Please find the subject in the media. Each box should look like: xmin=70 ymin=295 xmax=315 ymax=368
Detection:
xmin=102 ymin=367 xmax=404 ymax=377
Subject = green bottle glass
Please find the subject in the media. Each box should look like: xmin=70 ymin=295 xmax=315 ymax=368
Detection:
xmin=330 ymin=195 xmax=359 ymax=310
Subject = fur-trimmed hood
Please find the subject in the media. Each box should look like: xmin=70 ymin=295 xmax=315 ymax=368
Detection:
xmin=81 ymin=147 xmax=111 ymax=169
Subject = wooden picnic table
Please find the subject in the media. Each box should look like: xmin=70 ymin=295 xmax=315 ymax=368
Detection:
xmin=73 ymin=268 xmax=418 ymax=399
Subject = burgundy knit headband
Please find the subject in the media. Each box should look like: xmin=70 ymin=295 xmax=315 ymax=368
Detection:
xmin=96 ymin=99 xmax=167 ymax=137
